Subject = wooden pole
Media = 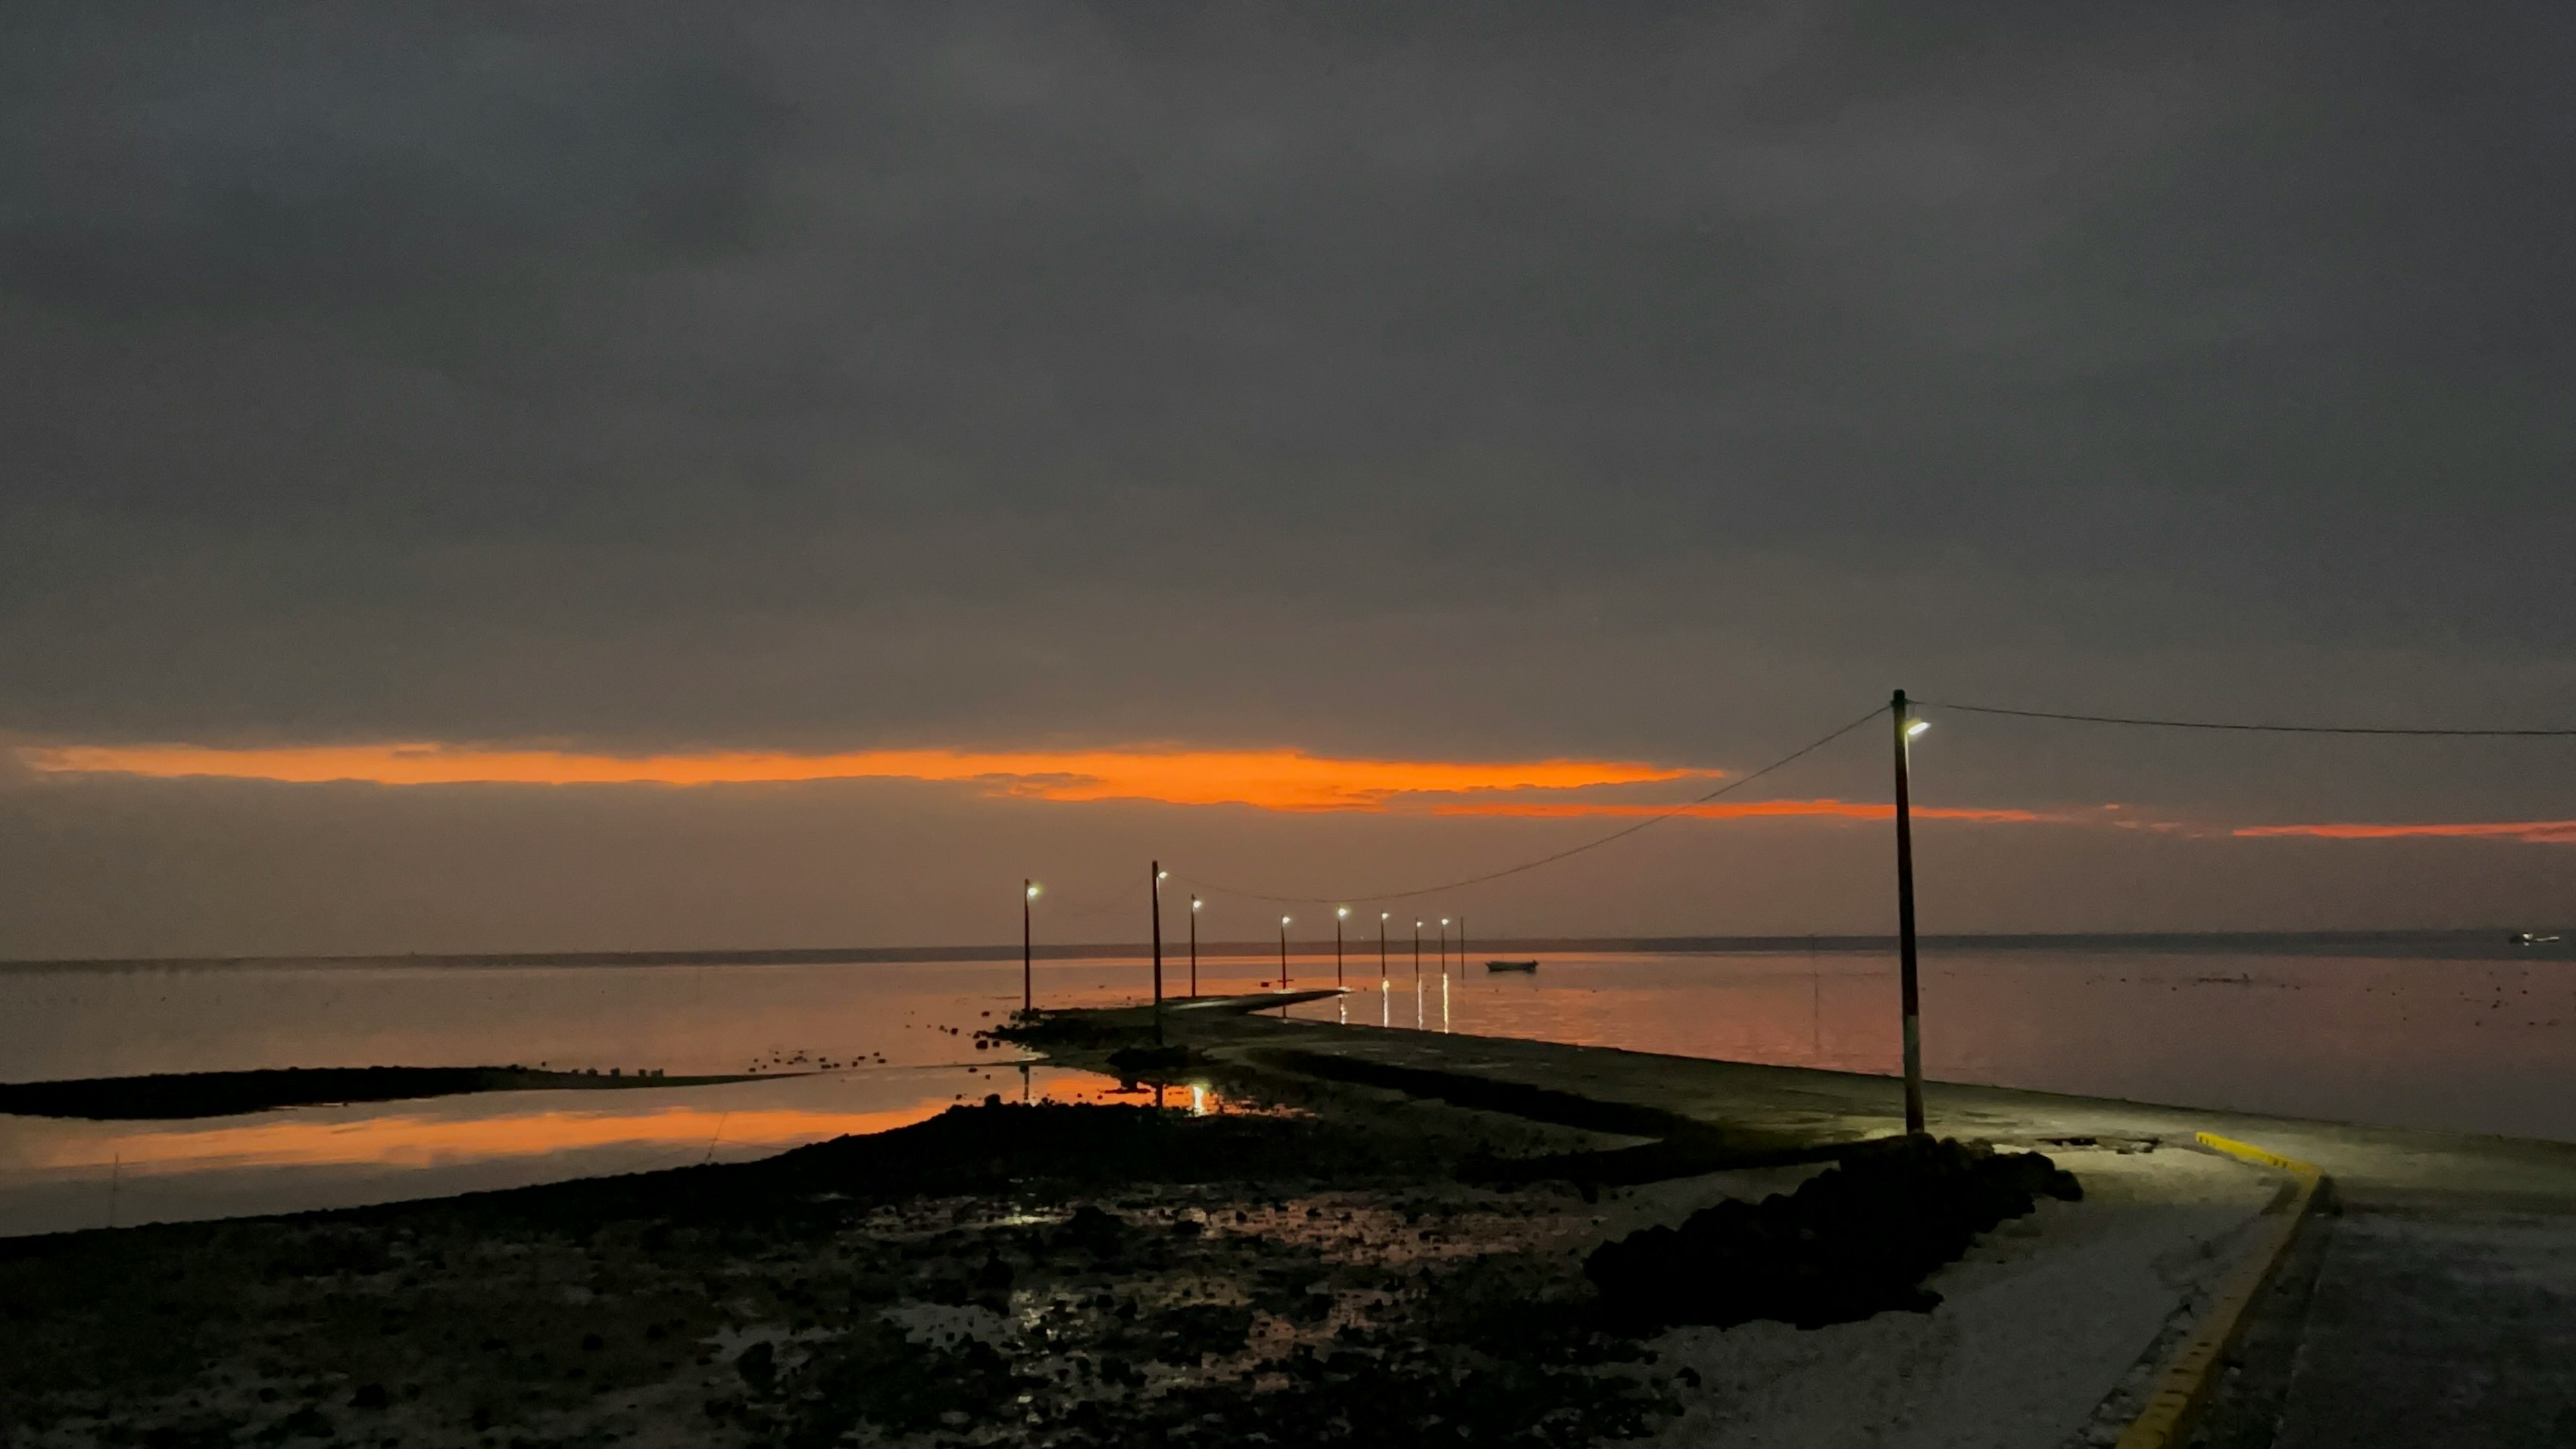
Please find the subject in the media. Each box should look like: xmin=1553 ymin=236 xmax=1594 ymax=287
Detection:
xmin=1892 ymin=690 xmax=1925 ymax=1135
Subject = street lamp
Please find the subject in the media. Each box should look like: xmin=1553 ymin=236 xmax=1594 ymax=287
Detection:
xmin=1336 ymin=906 xmax=1349 ymax=987
xmin=1279 ymin=916 xmax=1291 ymax=991
xmin=1150 ymin=864 xmax=1167 ymax=1042
xmin=1379 ymin=912 xmax=1391 ymax=1027
xmin=1413 ymin=919 xmax=1424 ymax=1027
xmin=1892 ymin=691 xmax=1927 ymax=1135
xmin=1189 ymin=896 xmax=1201 ymax=998
xmin=1022 ymin=880 xmax=1041 ymax=1014
xmin=1440 ymin=917 xmax=1451 ymax=979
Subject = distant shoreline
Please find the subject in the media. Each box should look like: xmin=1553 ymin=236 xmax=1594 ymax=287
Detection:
xmin=5 ymin=927 xmax=2568 ymax=971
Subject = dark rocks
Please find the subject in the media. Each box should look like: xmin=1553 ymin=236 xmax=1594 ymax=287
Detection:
xmin=735 ymin=1340 xmax=776 ymax=1393
xmin=1585 ymin=1136 xmax=2082 ymax=1331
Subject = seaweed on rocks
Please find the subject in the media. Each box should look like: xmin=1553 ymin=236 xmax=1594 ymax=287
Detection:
xmin=1585 ymin=1135 xmax=2082 ymax=1331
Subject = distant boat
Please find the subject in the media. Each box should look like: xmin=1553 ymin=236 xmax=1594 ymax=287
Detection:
xmin=2510 ymin=932 xmax=2563 ymax=946
xmin=1485 ymin=959 xmax=1539 ymax=973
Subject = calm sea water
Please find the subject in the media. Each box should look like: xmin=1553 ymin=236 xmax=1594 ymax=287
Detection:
xmin=2 ymin=944 xmax=2571 ymax=1236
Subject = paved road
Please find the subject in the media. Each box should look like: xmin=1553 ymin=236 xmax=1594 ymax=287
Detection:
xmin=1132 ymin=1008 xmax=2576 ymax=1445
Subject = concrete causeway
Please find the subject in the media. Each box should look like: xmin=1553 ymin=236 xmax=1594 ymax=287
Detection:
xmin=1104 ymin=1002 xmax=2576 ymax=1446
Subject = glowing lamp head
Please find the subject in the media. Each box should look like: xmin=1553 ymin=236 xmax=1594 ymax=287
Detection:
xmin=1281 ymin=915 xmax=1291 ymax=926
xmin=1157 ymin=869 xmax=1168 ymax=881
xmin=1191 ymin=896 xmax=1201 ymax=911
xmin=1905 ymin=719 xmax=1931 ymax=739
xmin=1440 ymin=918 xmax=1450 ymax=926
xmin=1337 ymin=906 xmax=1350 ymax=918
xmin=1026 ymin=883 xmax=1040 ymax=900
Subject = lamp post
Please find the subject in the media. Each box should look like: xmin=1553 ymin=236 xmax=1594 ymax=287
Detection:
xmin=1379 ymin=912 xmax=1391 ymax=1028
xmin=1151 ymin=864 xmax=1167 ymax=1044
xmin=1335 ymin=906 xmax=1348 ymax=986
xmin=1440 ymin=917 xmax=1451 ymax=978
xmin=1892 ymin=690 xmax=1928 ymax=1136
xmin=1022 ymin=880 xmax=1040 ymax=1014
xmin=1413 ymin=919 xmax=1423 ymax=1028
xmin=1189 ymin=896 xmax=1200 ymax=998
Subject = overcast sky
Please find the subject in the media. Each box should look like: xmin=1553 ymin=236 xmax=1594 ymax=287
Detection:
xmin=3 ymin=2 xmax=2571 ymax=957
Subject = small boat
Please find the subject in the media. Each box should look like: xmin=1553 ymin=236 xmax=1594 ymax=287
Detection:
xmin=1484 ymin=959 xmax=1539 ymax=973
xmin=2510 ymin=932 xmax=2563 ymax=946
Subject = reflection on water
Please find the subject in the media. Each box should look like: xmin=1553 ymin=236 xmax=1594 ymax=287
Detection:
xmin=0 ymin=1065 xmax=1149 ymax=1239
xmin=4 ymin=945 xmax=2574 ymax=1238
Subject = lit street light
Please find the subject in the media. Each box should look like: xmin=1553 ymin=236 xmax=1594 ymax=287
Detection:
xmin=1379 ymin=912 xmax=1391 ymax=1028
xmin=1189 ymin=896 xmax=1201 ymax=997
xmin=1892 ymin=690 xmax=1927 ymax=1134
xmin=1151 ymin=864 xmax=1167 ymax=1043
xmin=1022 ymin=880 xmax=1041 ymax=1014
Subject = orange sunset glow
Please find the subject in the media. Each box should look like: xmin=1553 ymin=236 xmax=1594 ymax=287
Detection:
xmin=21 ymin=741 xmax=1713 ymax=812
xmin=1430 ymin=798 xmax=2062 ymax=824
xmin=2234 ymin=819 xmax=2576 ymax=844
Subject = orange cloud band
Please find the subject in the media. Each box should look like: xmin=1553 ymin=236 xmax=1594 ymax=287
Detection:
xmin=2234 ymin=819 xmax=2576 ymax=844
xmin=1431 ymin=798 xmax=2059 ymax=824
xmin=21 ymin=741 xmax=1712 ymax=813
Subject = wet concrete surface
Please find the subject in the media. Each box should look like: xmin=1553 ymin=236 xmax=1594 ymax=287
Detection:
xmin=1143 ymin=1008 xmax=2576 ymax=1446
xmin=2265 ymin=1210 xmax=2576 ymax=1447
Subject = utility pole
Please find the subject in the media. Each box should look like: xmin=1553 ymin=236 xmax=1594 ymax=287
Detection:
xmin=1151 ymin=863 xmax=1166 ymax=1044
xmin=1022 ymin=879 xmax=1036 ymax=1015
xmin=1891 ymin=690 xmax=1925 ymax=1135
xmin=1189 ymin=896 xmax=1200 ymax=997
xmin=1413 ymin=918 xmax=1423 ymax=1026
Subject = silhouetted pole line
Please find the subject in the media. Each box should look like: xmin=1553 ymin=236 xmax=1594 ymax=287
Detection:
xmin=1169 ymin=704 xmax=1888 ymax=908
xmin=1891 ymin=691 xmax=1925 ymax=1136
xmin=1921 ymin=700 xmax=2576 ymax=737
xmin=1150 ymin=862 xmax=1165 ymax=1045
xmin=1189 ymin=896 xmax=1200 ymax=998
xmin=1021 ymin=879 xmax=1035 ymax=1014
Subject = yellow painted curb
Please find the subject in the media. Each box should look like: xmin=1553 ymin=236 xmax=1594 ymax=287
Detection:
xmin=2112 ymin=1133 xmax=2324 ymax=1449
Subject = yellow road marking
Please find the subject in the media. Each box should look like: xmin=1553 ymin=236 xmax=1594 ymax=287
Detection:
xmin=2112 ymin=1133 xmax=2324 ymax=1449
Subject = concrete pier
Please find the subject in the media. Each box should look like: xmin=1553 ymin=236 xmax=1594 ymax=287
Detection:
xmin=1082 ymin=1002 xmax=2576 ymax=1445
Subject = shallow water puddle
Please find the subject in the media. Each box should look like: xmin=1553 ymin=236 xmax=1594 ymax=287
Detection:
xmin=0 ymin=1063 xmax=1196 ymax=1238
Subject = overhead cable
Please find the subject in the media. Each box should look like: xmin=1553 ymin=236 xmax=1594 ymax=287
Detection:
xmin=1174 ymin=704 xmax=1890 ymax=907
xmin=1920 ymin=700 xmax=2576 ymax=738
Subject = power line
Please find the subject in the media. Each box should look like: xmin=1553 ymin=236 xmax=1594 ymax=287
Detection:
xmin=1175 ymin=704 xmax=1889 ymax=907
xmin=1921 ymin=700 xmax=2576 ymax=738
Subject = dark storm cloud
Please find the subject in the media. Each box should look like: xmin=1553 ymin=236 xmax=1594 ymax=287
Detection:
xmin=3 ymin=0 xmax=2572 ymax=772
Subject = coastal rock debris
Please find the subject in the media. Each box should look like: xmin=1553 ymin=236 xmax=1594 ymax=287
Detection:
xmin=1585 ymin=1135 xmax=2081 ymax=1331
